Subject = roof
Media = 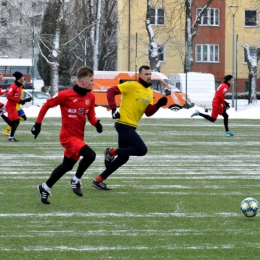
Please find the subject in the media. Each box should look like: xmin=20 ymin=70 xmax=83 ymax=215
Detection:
xmin=0 ymin=59 xmax=32 ymax=67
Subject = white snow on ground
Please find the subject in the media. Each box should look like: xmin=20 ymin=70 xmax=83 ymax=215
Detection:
xmin=29 ymin=79 xmax=260 ymax=119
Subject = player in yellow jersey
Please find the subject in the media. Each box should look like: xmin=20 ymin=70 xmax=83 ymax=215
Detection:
xmin=3 ymin=80 xmax=31 ymax=136
xmin=92 ymin=65 xmax=168 ymax=190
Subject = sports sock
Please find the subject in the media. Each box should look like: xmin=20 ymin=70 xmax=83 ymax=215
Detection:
xmin=95 ymin=176 xmax=104 ymax=182
xmin=72 ymin=175 xmax=81 ymax=182
xmin=110 ymin=148 xmax=117 ymax=156
xmin=6 ymin=126 xmax=11 ymax=131
xmin=43 ymin=183 xmax=51 ymax=192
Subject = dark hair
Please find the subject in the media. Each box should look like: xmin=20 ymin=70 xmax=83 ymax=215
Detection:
xmin=139 ymin=65 xmax=150 ymax=74
xmin=76 ymin=66 xmax=93 ymax=79
xmin=224 ymin=75 xmax=233 ymax=82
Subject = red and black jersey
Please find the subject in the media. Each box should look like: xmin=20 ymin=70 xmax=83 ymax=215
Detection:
xmin=36 ymin=88 xmax=98 ymax=140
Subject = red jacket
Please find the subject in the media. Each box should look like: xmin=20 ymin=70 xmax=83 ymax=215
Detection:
xmin=213 ymin=82 xmax=229 ymax=106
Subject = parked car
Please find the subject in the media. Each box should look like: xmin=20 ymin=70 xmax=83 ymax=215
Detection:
xmin=1 ymin=77 xmax=34 ymax=89
xmin=0 ymin=90 xmax=50 ymax=107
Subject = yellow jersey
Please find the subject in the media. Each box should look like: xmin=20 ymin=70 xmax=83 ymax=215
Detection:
xmin=116 ymin=81 xmax=153 ymax=128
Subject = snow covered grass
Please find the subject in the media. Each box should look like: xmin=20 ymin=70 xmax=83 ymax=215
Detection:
xmin=0 ymin=118 xmax=259 ymax=260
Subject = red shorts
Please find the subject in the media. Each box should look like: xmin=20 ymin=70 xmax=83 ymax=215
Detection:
xmin=6 ymin=103 xmax=19 ymax=121
xmin=60 ymin=136 xmax=86 ymax=161
xmin=211 ymin=103 xmax=224 ymax=119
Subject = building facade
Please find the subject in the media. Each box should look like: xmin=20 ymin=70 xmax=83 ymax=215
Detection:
xmin=117 ymin=0 xmax=260 ymax=93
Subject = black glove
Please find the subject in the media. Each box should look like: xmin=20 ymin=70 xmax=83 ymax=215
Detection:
xmin=225 ymin=101 xmax=230 ymax=110
xmin=112 ymin=108 xmax=120 ymax=119
xmin=156 ymin=96 xmax=168 ymax=108
xmin=19 ymin=100 xmax=26 ymax=105
xmin=95 ymin=120 xmax=103 ymax=133
xmin=24 ymin=97 xmax=32 ymax=103
xmin=31 ymin=122 xmax=41 ymax=139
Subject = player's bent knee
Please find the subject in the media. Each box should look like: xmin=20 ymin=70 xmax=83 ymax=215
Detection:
xmin=137 ymin=146 xmax=148 ymax=156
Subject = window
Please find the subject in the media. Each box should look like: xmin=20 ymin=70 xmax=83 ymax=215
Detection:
xmin=32 ymin=2 xmax=36 ymax=8
xmin=151 ymin=80 xmax=166 ymax=93
xmin=20 ymin=2 xmax=22 ymax=7
xmin=20 ymin=18 xmax=22 ymax=24
xmin=245 ymin=81 xmax=249 ymax=92
xmin=1 ymin=18 xmax=7 ymax=26
xmin=150 ymin=8 xmax=165 ymax=25
xmin=244 ymin=47 xmax=257 ymax=63
xmin=147 ymin=44 xmax=165 ymax=62
xmin=245 ymin=10 xmax=257 ymax=27
xmin=197 ymin=8 xmax=219 ymax=26
xmin=196 ymin=44 xmax=219 ymax=62
xmin=2 ymin=2 xmax=7 ymax=7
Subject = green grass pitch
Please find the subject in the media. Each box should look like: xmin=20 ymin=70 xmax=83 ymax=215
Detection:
xmin=0 ymin=117 xmax=259 ymax=260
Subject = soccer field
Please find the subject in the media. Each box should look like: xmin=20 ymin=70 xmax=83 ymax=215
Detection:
xmin=0 ymin=117 xmax=259 ymax=260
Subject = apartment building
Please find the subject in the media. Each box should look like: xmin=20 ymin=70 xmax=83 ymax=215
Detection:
xmin=117 ymin=0 xmax=260 ymax=93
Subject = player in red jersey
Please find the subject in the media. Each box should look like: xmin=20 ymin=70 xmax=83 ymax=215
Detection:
xmin=191 ymin=75 xmax=234 ymax=137
xmin=5 ymin=71 xmax=27 ymax=142
xmin=32 ymin=66 xmax=103 ymax=204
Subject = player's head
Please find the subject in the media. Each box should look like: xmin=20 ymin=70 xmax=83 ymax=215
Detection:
xmin=13 ymin=71 xmax=25 ymax=84
xmin=76 ymin=66 xmax=94 ymax=90
xmin=224 ymin=75 xmax=233 ymax=86
xmin=139 ymin=65 xmax=151 ymax=84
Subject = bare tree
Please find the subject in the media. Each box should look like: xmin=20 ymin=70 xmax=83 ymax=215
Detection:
xmin=68 ymin=0 xmax=117 ymax=74
xmin=244 ymin=44 xmax=260 ymax=104
xmin=184 ymin=0 xmax=215 ymax=72
xmin=146 ymin=0 xmax=160 ymax=72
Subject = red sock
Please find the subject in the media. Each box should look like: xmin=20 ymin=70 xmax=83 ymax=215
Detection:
xmin=110 ymin=148 xmax=117 ymax=156
xmin=95 ymin=176 xmax=104 ymax=182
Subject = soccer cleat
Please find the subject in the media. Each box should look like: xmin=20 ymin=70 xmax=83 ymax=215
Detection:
xmin=191 ymin=110 xmax=200 ymax=117
xmin=3 ymin=130 xmax=10 ymax=136
xmin=226 ymin=131 xmax=235 ymax=137
xmin=92 ymin=179 xmax=111 ymax=190
xmin=8 ymin=137 xmax=19 ymax=142
xmin=69 ymin=177 xmax=83 ymax=197
xmin=104 ymin=148 xmax=115 ymax=169
xmin=37 ymin=184 xmax=52 ymax=205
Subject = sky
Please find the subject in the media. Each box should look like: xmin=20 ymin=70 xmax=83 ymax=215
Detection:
xmin=25 ymin=80 xmax=260 ymax=119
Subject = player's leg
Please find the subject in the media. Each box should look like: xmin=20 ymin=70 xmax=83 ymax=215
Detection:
xmin=37 ymin=156 xmax=77 ymax=204
xmin=3 ymin=124 xmax=11 ymax=136
xmin=18 ymin=109 xmax=27 ymax=121
xmin=1 ymin=114 xmax=12 ymax=136
xmin=68 ymin=145 xmax=96 ymax=196
xmin=9 ymin=119 xmax=20 ymax=142
xmin=221 ymin=109 xmax=234 ymax=136
xmin=93 ymin=124 xmax=146 ymax=190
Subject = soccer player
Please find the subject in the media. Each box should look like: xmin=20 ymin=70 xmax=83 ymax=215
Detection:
xmin=191 ymin=75 xmax=234 ymax=137
xmin=5 ymin=71 xmax=27 ymax=142
xmin=31 ymin=66 xmax=103 ymax=204
xmin=92 ymin=65 xmax=168 ymax=190
xmin=3 ymin=80 xmax=31 ymax=136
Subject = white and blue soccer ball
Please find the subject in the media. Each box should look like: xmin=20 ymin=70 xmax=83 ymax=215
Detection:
xmin=240 ymin=198 xmax=259 ymax=217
